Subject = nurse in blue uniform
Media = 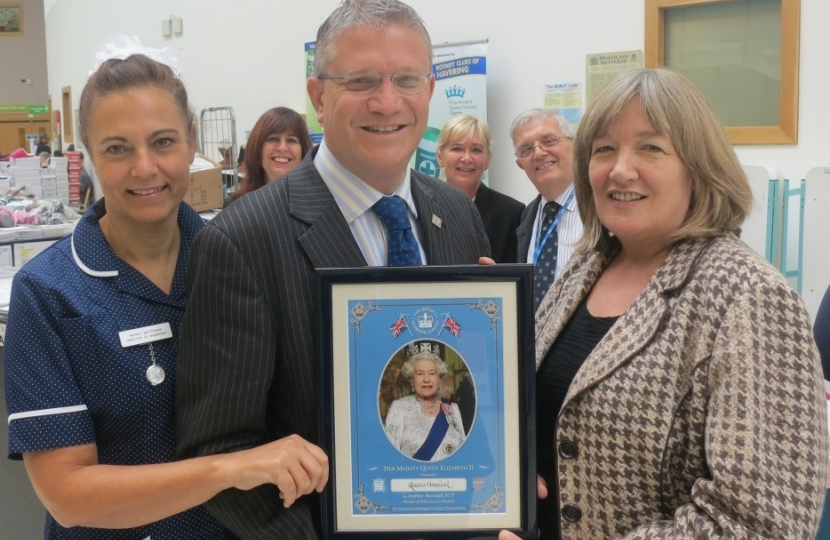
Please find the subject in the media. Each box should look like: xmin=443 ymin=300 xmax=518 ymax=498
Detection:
xmin=3 ymin=35 xmax=328 ymax=540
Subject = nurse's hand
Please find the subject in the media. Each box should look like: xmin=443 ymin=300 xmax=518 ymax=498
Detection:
xmin=498 ymin=476 xmax=548 ymax=540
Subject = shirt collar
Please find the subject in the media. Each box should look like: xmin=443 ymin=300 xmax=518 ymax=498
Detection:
xmin=540 ymin=183 xmax=576 ymax=211
xmin=314 ymin=139 xmax=418 ymax=224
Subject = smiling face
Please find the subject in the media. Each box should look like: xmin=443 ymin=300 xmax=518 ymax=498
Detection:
xmin=412 ymin=358 xmax=439 ymax=400
xmin=588 ymin=98 xmax=691 ymax=254
xmin=87 ymin=85 xmax=196 ymax=230
xmin=514 ymin=117 xmax=574 ymax=201
xmin=437 ymin=132 xmax=490 ymax=198
xmin=307 ymin=23 xmax=434 ymax=192
xmin=261 ymin=132 xmax=303 ymax=181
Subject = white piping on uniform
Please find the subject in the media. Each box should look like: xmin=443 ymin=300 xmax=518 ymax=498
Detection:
xmin=71 ymin=231 xmax=118 ymax=278
xmin=8 ymin=404 xmax=89 ymax=424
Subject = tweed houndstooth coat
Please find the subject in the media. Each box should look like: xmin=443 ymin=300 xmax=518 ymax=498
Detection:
xmin=535 ymin=233 xmax=828 ymax=540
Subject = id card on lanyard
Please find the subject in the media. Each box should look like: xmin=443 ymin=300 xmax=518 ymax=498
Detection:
xmin=532 ymin=191 xmax=575 ymax=265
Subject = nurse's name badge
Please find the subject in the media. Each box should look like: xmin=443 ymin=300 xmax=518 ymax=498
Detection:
xmin=118 ymin=323 xmax=173 ymax=386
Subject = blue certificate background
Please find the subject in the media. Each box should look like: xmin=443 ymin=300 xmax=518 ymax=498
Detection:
xmin=347 ymin=297 xmax=506 ymax=516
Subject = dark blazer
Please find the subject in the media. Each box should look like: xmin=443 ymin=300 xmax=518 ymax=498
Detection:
xmin=473 ymin=183 xmax=524 ymax=263
xmin=516 ymin=194 xmax=542 ymax=263
xmin=176 ymin=149 xmax=490 ymax=540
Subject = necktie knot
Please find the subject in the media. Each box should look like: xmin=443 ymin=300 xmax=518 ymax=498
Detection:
xmin=372 ymin=196 xmax=422 ymax=267
xmin=373 ymin=196 xmax=412 ymax=233
xmin=540 ymin=201 xmax=561 ymax=230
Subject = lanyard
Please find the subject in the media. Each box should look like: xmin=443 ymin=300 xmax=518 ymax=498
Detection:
xmin=532 ymin=191 xmax=574 ymax=265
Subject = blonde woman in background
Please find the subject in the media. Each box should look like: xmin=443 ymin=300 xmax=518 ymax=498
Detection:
xmin=437 ymin=114 xmax=524 ymax=263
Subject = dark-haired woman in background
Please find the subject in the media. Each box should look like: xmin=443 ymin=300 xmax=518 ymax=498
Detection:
xmin=232 ymin=107 xmax=313 ymax=202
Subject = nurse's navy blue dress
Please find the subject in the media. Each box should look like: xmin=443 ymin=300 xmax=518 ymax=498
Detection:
xmin=4 ymin=199 xmax=236 ymax=539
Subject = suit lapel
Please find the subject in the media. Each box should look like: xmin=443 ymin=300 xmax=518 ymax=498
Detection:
xmin=289 ymin=162 xmax=367 ymax=269
xmin=560 ymin=237 xmax=713 ymax=406
xmin=411 ymin=174 xmax=447 ymax=263
xmin=564 ymin=280 xmax=668 ymax=401
xmin=517 ymin=195 xmax=541 ymax=263
xmin=534 ymin=251 xmax=606 ymax=369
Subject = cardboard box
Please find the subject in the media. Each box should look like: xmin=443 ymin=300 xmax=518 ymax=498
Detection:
xmin=185 ymin=154 xmax=224 ymax=212
xmin=11 ymin=169 xmax=41 ymax=181
xmin=12 ymin=157 xmax=40 ymax=169
xmin=64 ymin=151 xmax=81 ymax=166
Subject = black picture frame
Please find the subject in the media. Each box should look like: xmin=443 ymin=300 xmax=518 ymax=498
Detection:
xmin=317 ymin=264 xmax=536 ymax=539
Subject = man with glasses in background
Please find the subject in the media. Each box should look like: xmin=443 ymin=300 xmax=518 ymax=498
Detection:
xmin=511 ymin=108 xmax=583 ymax=311
xmin=176 ymin=1 xmax=490 ymax=538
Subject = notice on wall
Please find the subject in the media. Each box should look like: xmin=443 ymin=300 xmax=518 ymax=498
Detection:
xmin=544 ymin=83 xmax=582 ymax=128
xmin=585 ymin=50 xmax=643 ymax=105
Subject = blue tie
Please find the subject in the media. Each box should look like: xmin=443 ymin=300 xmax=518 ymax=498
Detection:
xmin=534 ymin=201 xmax=560 ymax=310
xmin=372 ymin=196 xmax=422 ymax=267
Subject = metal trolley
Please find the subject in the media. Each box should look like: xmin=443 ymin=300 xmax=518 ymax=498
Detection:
xmin=198 ymin=106 xmax=239 ymax=196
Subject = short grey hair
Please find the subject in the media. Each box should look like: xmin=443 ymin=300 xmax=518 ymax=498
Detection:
xmin=509 ymin=108 xmax=575 ymax=147
xmin=314 ymin=0 xmax=432 ymax=76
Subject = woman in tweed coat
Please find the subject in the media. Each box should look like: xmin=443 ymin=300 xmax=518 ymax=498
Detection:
xmin=502 ymin=68 xmax=828 ymax=540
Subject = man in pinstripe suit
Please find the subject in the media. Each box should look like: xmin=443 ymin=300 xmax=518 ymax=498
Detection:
xmin=175 ymin=1 xmax=490 ymax=538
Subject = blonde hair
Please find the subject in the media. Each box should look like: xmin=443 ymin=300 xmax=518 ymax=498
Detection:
xmin=436 ymin=114 xmax=492 ymax=154
xmin=573 ymin=67 xmax=752 ymax=255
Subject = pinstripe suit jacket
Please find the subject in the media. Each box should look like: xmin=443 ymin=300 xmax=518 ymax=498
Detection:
xmin=175 ymin=151 xmax=490 ymax=539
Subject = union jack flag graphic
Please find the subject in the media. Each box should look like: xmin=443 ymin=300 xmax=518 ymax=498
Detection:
xmin=443 ymin=315 xmax=461 ymax=337
xmin=390 ymin=316 xmax=408 ymax=338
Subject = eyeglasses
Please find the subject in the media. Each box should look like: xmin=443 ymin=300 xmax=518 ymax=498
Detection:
xmin=515 ymin=135 xmax=571 ymax=159
xmin=317 ymin=68 xmax=433 ymax=94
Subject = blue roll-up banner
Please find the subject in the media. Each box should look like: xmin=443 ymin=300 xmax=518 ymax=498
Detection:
xmin=416 ymin=40 xmax=489 ymax=184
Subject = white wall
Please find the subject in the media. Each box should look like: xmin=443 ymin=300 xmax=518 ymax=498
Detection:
xmin=1 ymin=0 xmax=48 ymax=104
xmin=44 ymin=0 xmax=830 ymax=205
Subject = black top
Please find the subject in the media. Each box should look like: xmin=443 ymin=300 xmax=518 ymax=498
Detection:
xmin=815 ymin=284 xmax=830 ymax=379
xmin=536 ymin=299 xmax=618 ymax=539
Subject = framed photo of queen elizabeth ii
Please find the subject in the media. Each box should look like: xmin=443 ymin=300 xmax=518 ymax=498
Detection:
xmin=317 ymin=264 xmax=535 ymax=539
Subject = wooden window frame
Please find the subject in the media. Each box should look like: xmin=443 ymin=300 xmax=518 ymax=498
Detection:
xmin=62 ymin=86 xmax=74 ymax=143
xmin=645 ymin=0 xmax=800 ymax=144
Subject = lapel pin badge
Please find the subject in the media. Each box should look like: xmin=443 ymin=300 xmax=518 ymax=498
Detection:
xmin=431 ymin=214 xmax=442 ymax=229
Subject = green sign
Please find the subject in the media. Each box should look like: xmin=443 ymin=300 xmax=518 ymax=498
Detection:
xmin=0 ymin=104 xmax=50 ymax=114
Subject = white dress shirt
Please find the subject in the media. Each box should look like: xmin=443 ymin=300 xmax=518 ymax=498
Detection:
xmin=525 ymin=184 xmax=583 ymax=281
xmin=314 ymin=140 xmax=427 ymax=266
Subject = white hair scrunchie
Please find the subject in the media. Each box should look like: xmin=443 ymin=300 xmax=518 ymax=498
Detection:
xmin=89 ymin=33 xmax=180 ymax=77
